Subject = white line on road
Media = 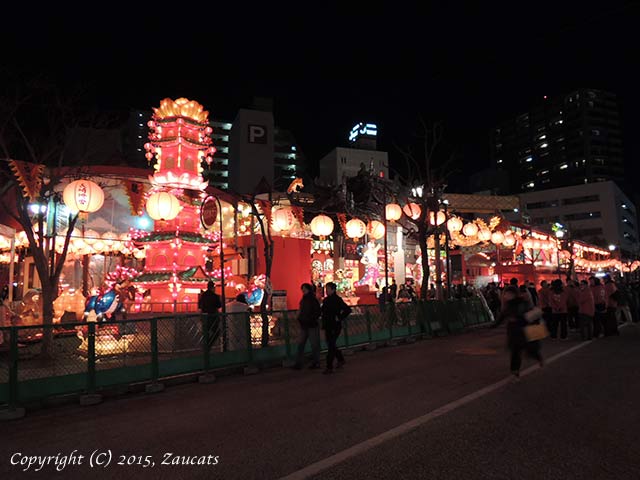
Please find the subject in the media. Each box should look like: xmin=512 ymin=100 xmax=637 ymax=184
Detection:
xmin=279 ymin=339 xmax=595 ymax=480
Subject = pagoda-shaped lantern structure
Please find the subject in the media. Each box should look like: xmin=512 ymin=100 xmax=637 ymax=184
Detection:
xmin=131 ymin=98 xmax=226 ymax=310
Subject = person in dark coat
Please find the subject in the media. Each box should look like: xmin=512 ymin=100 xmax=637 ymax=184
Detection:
xmin=499 ymin=286 xmax=543 ymax=377
xmin=293 ymin=283 xmax=321 ymax=370
xmin=389 ymin=279 xmax=397 ymax=302
xmin=199 ymin=280 xmax=222 ymax=349
xmin=321 ymin=282 xmax=352 ymax=374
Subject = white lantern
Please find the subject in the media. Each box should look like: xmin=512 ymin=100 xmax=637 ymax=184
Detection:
xmin=92 ymin=240 xmax=105 ymax=253
xmin=478 ymin=228 xmax=491 ymax=242
xmin=102 ymin=231 xmax=117 ymax=248
xmin=462 ymin=222 xmax=478 ymax=237
xmin=272 ymin=207 xmax=295 ymax=232
xmin=366 ymin=220 xmax=385 ymax=240
xmin=310 ymin=214 xmax=334 ymax=238
xmin=63 ymin=180 xmax=104 ymax=214
xmin=503 ymin=235 xmax=516 ymax=247
xmin=429 ymin=211 xmax=446 ymax=226
xmin=402 ymin=203 xmax=421 ymax=220
xmin=146 ymin=192 xmax=182 ymax=221
xmin=491 ymin=231 xmax=505 ymax=245
xmin=83 ymin=229 xmax=100 ymax=246
xmin=385 ymin=203 xmax=402 ymax=222
xmin=447 ymin=216 xmax=463 ymax=233
xmin=346 ymin=218 xmax=366 ymax=240
xmin=523 ymin=238 xmax=534 ymax=249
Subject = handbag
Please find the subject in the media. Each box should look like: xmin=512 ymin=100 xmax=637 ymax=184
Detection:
xmin=524 ymin=321 xmax=549 ymax=342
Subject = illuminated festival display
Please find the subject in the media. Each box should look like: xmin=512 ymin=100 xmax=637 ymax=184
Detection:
xmin=131 ymin=98 xmax=224 ymax=310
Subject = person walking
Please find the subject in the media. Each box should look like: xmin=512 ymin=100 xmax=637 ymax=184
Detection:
xmin=293 ymin=283 xmax=321 ymax=370
xmin=603 ymin=275 xmax=619 ymax=336
xmin=538 ymin=280 xmax=551 ymax=329
xmin=321 ymin=282 xmax=352 ymax=374
xmin=613 ymin=284 xmax=633 ymax=325
xmin=576 ymin=280 xmax=595 ymax=340
xmin=199 ymin=280 xmax=222 ymax=351
xmin=499 ymin=286 xmax=543 ymax=378
xmin=590 ymin=276 xmax=607 ymax=338
xmin=566 ymin=280 xmax=579 ymax=330
xmin=549 ymin=279 xmax=569 ymax=339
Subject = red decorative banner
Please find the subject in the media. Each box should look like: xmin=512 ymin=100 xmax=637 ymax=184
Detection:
xmin=337 ymin=213 xmax=348 ymax=236
xmin=291 ymin=206 xmax=304 ymax=228
xmin=9 ymin=160 xmax=44 ymax=201
xmin=123 ymin=180 xmax=146 ymax=216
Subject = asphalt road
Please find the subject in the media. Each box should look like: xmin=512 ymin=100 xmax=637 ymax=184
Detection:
xmin=2 ymin=324 xmax=638 ymax=480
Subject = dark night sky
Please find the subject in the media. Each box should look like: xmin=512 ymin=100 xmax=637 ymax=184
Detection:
xmin=3 ymin=2 xmax=640 ymax=190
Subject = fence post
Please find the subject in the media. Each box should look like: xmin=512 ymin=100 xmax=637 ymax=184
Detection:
xmin=246 ymin=313 xmax=254 ymax=364
xmin=365 ymin=308 xmax=373 ymax=343
xmin=222 ymin=314 xmax=228 ymax=352
xmin=8 ymin=326 xmax=18 ymax=409
xmin=150 ymin=318 xmax=159 ymax=382
xmin=283 ymin=311 xmax=291 ymax=359
xmin=202 ymin=314 xmax=210 ymax=372
xmin=144 ymin=318 xmax=164 ymax=393
xmin=87 ymin=322 xmax=96 ymax=393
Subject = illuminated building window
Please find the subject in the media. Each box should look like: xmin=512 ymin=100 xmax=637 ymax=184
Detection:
xmin=559 ymin=164 xmax=568 ymax=170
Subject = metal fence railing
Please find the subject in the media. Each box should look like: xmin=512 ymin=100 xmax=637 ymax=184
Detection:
xmin=0 ymin=298 xmax=491 ymax=409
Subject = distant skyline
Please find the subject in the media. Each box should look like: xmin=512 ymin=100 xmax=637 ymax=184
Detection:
xmin=3 ymin=2 xmax=639 ymax=192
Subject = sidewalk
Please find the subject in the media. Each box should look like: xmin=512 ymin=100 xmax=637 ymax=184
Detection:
xmin=0 ymin=324 xmax=599 ymax=480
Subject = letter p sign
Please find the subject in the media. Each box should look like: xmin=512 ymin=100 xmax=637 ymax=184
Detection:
xmin=248 ymin=125 xmax=267 ymax=144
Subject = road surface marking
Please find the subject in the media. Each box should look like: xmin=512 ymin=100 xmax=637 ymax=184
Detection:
xmin=279 ymin=340 xmax=593 ymax=480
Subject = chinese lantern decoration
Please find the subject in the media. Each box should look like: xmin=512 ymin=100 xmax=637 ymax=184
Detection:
xmin=310 ymin=214 xmax=334 ymax=238
xmin=385 ymin=203 xmax=402 ymax=222
xmin=83 ymin=229 xmax=100 ymax=246
xmin=102 ymin=231 xmax=118 ymax=247
xmin=272 ymin=207 xmax=295 ymax=232
xmin=346 ymin=218 xmax=366 ymax=240
xmin=522 ymin=238 xmax=534 ymax=249
xmin=503 ymin=234 xmax=516 ymax=247
xmin=429 ymin=211 xmax=446 ymax=226
xmin=63 ymin=180 xmax=104 ymax=214
xmin=478 ymin=228 xmax=491 ymax=242
xmin=366 ymin=220 xmax=385 ymax=240
xmin=491 ymin=231 xmax=505 ymax=245
xmin=145 ymin=192 xmax=182 ymax=221
xmin=462 ymin=222 xmax=478 ymax=237
xmin=447 ymin=216 xmax=463 ymax=233
xmin=402 ymin=202 xmax=421 ymax=220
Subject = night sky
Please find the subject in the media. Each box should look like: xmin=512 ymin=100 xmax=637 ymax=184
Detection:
xmin=3 ymin=2 xmax=639 ymax=191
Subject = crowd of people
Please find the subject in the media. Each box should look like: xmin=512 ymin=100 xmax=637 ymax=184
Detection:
xmin=483 ymin=275 xmax=638 ymax=377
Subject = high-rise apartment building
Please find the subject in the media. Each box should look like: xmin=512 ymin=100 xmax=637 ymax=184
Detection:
xmin=491 ymin=89 xmax=624 ymax=194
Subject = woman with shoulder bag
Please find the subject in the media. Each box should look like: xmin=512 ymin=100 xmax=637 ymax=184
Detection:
xmin=500 ymin=286 xmax=544 ymax=378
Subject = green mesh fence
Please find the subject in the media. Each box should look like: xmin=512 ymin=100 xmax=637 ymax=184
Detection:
xmin=0 ymin=298 xmax=491 ymax=407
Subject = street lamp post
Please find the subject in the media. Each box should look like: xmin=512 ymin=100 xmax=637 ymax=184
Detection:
xmin=442 ymin=200 xmax=451 ymax=299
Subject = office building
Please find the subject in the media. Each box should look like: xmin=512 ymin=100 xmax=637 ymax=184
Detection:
xmin=520 ymin=181 xmax=638 ymax=255
xmin=319 ymin=123 xmax=388 ymax=185
xmin=491 ymin=89 xmax=624 ymax=194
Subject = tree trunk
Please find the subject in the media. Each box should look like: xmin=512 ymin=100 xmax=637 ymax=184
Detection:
xmin=39 ymin=279 xmax=56 ymax=359
xmin=419 ymin=226 xmax=430 ymax=301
